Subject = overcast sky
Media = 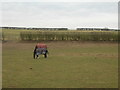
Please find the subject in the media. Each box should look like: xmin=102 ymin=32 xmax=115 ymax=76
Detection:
xmin=1 ymin=2 xmax=118 ymax=29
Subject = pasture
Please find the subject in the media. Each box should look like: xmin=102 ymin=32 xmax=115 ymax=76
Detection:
xmin=2 ymin=29 xmax=118 ymax=88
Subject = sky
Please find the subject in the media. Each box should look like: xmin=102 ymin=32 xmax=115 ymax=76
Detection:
xmin=0 ymin=1 xmax=118 ymax=29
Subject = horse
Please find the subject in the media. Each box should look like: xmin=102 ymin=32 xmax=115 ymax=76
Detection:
xmin=33 ymin=43 xmax=49 ymax=59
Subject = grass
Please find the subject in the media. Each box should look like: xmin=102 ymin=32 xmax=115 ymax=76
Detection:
xmin=2 ymin=29 xmax=29 ymax=40
xmin=2 ymin=29 xmax=118 ymax=41
xmin=20 ymin=31 xmax=118 ymax=41
xmin=2 ymin=41 xmax=118 ymax=88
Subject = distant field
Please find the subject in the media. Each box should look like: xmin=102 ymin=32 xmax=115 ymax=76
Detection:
xmin=2 ymin=29 xmax=28 ymax=40
xmin=2 ymin=41 xmax=118 ymax=88
xmin=2 ymin=29 xmax=118 ymax=42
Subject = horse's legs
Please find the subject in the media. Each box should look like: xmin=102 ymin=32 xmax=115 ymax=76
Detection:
xmin=44 ymin=53 xmax=47 ymax=58
xmin=36 ymin=55 xmax=39 ymax=58
xmin=33 ymin=52 xmax=36 ymax=59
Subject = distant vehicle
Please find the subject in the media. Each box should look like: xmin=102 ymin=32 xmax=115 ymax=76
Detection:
xmin=33 ymin=43 xmax=49 ymax=59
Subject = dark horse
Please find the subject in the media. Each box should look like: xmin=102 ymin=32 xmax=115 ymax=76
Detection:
xmin=33 ymin=43 xmax=49 ymax=59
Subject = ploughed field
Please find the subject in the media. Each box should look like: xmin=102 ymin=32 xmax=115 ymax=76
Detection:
xmin=2 ymin=41 xmax=118 ymax=88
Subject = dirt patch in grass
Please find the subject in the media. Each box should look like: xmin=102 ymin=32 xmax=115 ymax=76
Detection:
xmin=3 ymin=41 xmax=117 ymax=48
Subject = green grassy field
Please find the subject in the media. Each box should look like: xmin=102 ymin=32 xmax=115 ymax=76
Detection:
xmin=2 ymin=29 xmax=118 ymax=88
xmin=2 ymin=41 xmax=118 ymax=88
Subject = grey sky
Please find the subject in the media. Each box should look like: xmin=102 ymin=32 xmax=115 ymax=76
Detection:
xmin=1 ymin=2 xmax=118 ymax=29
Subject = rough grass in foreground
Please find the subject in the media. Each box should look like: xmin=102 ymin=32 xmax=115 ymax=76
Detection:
xmin=2 ymin=41 xmax=118 ymax=88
